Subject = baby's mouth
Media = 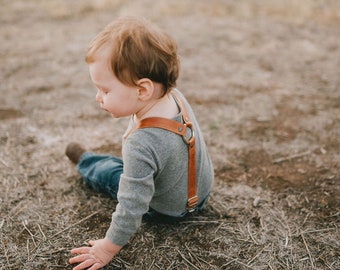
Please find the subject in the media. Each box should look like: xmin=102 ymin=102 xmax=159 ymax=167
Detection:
xmin=99 ymin=104 xmax=108 ymax=112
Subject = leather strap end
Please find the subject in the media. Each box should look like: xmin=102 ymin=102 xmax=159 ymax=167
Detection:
xmin=187 ymin=196 xmax=199 ymax=212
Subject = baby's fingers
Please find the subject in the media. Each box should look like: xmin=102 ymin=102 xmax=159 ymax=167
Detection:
xmin=72 ymin=258 xmax=96 ymax=270
xmin=70 ymin=246 xmax=91 ymax=255
xmin=69 ymin=253 xmax=91 ymax=264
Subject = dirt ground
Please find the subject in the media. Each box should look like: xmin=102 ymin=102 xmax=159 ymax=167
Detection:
xmin=1 ymin=0 xmax=339 ymax=269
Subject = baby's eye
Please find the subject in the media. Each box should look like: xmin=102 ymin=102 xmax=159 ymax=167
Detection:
xmin=96 ymin=86 xmax=109 ymax=94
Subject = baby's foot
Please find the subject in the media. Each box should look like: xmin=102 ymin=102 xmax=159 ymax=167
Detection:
xmin=65 ymin=142 xmax=86 ymax=164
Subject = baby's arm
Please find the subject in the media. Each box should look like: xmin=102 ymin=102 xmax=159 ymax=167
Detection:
xmin=69 ymin=237 xmax=122 ymax=270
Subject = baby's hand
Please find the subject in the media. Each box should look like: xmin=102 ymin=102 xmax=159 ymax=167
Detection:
xmin=69 ymin=237 xmax=122 ymax=270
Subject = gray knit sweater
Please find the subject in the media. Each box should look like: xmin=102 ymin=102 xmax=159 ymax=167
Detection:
xmin=105 ymin=89 xmax=214 ymax=246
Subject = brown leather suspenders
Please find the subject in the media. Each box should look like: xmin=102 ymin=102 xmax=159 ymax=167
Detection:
xmin=136 ymin=91 xmax=198 ymax=212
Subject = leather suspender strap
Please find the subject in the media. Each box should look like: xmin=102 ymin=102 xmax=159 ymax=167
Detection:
xmin=137 ymin=91 xmax=198 ymax=212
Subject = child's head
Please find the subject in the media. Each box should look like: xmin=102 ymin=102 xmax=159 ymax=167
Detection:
xmin=85 ymin=16 xmax=180 ymax=96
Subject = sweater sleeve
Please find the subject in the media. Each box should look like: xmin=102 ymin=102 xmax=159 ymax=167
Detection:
xmin=105 ymin=136 xmax=156 ymax=246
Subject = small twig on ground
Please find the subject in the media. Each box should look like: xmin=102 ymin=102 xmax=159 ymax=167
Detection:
xmin=0 ymin=158 xmax=10 ymax=168
xmin=301 ymin=233 xmax=315 ymax=269
xmin=22 ymin=221 xmax=37 ymax=248
xmin=247 ymin=245 xmax=268 ymax=265
xmin=51 ymin=211 xmax=100 ymax=238
xmin=273 ymin=150 xmax=312 ymax=164
xmin=185 ymin=243 xmax=209 ymax=269
xmin=303 ymin=227 xmax=337 ymax=234
xmin=166 ymin=260 xmax=176 ymax=270
xmin=114 ymin=257 xmax=131 ymax=267
xmin=176 ymin=248 xmax=200 ymax=270
xmin=147 ymin=259 xmax=155 ymax=270
xmin=37 ymin=223 xmax=47 ymax=241
xmin=233 ymin=259 xmax=254 ymax=269
xmin=26 ymin=238 xmax=31 ymax=260
xmin=193 ymin=249 xmax=253 ymax=269
xmin=179 ymin=220 xmax=222 ymax=224
xmin=247 ymin=221 xmax=259 ymax=245
xmin=222 ymin=258 xmax=236 ymax=268
xmin=267 ymin=262 xmax=275 ymax=270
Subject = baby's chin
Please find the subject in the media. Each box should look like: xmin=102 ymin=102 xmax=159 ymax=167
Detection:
xmin=101 ymin=107 xmax=114 ymax=117
xmin=107 ymin=111 xmax=118 ymax=118
xmin=100 ymin=107 xmax=109 ymax=113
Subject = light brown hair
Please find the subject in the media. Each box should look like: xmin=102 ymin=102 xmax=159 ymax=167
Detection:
xmin=85 ymin=17 xmax=180 ymax=95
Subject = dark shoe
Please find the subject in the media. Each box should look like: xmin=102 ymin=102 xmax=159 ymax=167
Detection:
xmin=65 ymin=142 xmax=86 ymax=164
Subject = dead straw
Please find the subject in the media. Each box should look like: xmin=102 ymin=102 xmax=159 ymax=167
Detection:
xmin=301 ymin=233 xmax=315 ymax=269
xmin=273 ymin=150 xmax=312 ymax=164
xmin=50 ymin=211 xmax=100 ymax=238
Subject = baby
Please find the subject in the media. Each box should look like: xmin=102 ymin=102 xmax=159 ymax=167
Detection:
xmin=66 ymin=16 xmax=214 ymax=270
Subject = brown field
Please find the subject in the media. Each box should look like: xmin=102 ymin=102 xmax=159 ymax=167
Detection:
xmin=1 ymin=0 xmax=339 ymax=269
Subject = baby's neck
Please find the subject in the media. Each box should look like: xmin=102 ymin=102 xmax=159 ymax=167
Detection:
xmin=134 ymin=93 xmax=179 ymax=122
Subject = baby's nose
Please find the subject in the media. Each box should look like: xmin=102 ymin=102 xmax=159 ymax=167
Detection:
xmin=95 ymin=92 xmax=102 ymax=103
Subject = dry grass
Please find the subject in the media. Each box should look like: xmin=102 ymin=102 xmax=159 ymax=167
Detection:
xmin=1 ymin=0 xmax=339 ymax=269
xmin=1 ymin=176 xmax=338 ymax=269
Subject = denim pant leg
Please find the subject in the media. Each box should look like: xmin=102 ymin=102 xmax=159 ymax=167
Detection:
xmin=77 ymin=152 xmax=123 ymax=200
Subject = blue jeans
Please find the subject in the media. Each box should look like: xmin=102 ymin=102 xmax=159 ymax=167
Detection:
xmin=77 ymin=152 xmax=123 ymax=200
xmin=77 ymin=152 xmax=209 ymax=222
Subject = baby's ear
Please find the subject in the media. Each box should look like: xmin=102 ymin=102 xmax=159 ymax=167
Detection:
xmin=136 ymin=78 xmax=154 ymax=101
